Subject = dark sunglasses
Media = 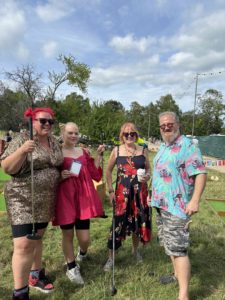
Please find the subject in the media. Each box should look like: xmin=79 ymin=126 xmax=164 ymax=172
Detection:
xmin=159 ymin=123 xmax=175 ymax=130
xmin=123 ymin=132 xmax=137 ymax=139
xmin=35 ymin=118 xmax=55 ymax=125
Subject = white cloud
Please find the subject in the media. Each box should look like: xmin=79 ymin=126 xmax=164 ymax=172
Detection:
xmin=36 ymin=0 xmax=76 ymax=22
xmin=118 ymin=5 xmax=129 ymax=17
xmin=168 ymin=52 xmax=194 ymax=67
xmin=162 ymin=9 xmax=225 ymax=72
xmin=155 ymin=0 xmax=168 ymax=8
xmin=17 ymin=43 xmax=30 ymax=60
xmin=42 ymin=41 xmax=58 ymax=58
xmin=168 ymin=50 xmax=225 ymax=71
xmin=109 ymin=34 xmax=156 ymax=54
xmin=91 ymin=55 xmax=160 ymax=86
xmin=0 ymin=1 xmax=26 ymax=51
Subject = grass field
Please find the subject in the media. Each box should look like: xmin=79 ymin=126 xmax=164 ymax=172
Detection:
xmin=0 ymin=152 xmax=225 ymax=299
xmin=0 ymin=168 xmax=10 ymax=212
xmin=207 ymin=201 xmax=225 ymax=212
xmin=0 ymin=193 xmax=6 ymax=211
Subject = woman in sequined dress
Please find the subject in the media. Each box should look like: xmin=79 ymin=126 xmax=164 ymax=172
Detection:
xmin=0 ymin=107 xmax=63 ymax=300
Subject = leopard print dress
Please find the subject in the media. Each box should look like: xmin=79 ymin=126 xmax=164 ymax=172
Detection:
xmin=0 ymin=132 xmax=63 ymax=225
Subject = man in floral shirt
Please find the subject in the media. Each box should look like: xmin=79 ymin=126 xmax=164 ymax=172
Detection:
xmin=151 ymin=111 xmax=207 ymax=300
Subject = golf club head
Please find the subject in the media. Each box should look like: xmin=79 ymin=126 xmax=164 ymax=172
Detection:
xmin=26 ymin=233 xmax=41 ymax=240
xmin=111 ymin=285 xmax=117 ymax=296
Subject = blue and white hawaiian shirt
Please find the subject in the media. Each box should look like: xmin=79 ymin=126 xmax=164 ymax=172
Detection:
xmin=151 ymin=135 xmax=206 ymax=219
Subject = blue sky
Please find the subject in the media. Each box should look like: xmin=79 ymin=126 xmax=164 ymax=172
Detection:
xmin=0 ymin=0 xmax=225 ymax=112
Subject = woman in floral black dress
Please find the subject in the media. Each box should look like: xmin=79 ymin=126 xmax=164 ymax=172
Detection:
xmin=104 ymin=122 xmax=151 ymax=271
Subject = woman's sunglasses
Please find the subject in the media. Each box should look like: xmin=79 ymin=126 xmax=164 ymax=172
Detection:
xmin=35 ymin=118 xmax=55 ymax=125
xmin=123 ymin=132 xmax=137 ymax=139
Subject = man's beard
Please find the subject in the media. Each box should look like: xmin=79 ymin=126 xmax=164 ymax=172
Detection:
xmin=162 ymin=129 xmax=180 ymax=144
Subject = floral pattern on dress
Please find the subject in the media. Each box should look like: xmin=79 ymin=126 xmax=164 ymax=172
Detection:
xmin=107 ymin=150 xmax=151 ymax=250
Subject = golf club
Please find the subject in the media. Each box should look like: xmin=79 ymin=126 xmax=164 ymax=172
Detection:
xmin=100 ymin=132 xmax=108 ymax=218
xmin=27 ymin=117 xmax=41 ymax=240
xmin=110 ymin=197 xmax=117 ymax=296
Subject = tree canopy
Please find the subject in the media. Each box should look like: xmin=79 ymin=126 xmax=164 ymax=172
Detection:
xmin=1 ymin=60 xmax=225 ymax=142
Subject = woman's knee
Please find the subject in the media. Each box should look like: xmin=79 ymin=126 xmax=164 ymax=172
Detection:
xmin=13 ymin=237 xmax=36 ymax=255
xmin=62 ymin=229 xmax=74 ymax=242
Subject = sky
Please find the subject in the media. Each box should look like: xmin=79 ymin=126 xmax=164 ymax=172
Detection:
xmin=0 ymin=0 xmax=225 ymax=112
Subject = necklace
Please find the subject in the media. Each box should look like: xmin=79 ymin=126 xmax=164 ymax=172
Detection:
xmin=125 ymin=145 xmax=136 ymax=167
xmin=125 ymin=145 xmax=136 ymax=157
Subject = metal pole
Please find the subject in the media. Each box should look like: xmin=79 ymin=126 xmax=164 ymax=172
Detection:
xmin=111 ymin=198 xmax=117 ymax=296
xmin=191 ymin=74 xmax=199 ymax=137
xmin=27 ymin=117 xmax=41 ymax=240
xmin=147 ymin=110 xmax=151 ymax=140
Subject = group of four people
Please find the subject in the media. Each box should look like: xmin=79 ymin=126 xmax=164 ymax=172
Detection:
xmin=0 ymin=107 xmax=206 ymax=300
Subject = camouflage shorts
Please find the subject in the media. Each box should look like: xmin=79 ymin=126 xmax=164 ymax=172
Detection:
xmin=156 ymin=208 xmax=190 ymax=257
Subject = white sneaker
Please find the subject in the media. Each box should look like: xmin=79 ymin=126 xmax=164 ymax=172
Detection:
xmin=103 ymin=258 xmax=113 ymax=272
xmin=66 ymin=265 xmax=84 ymax=285
xmin=76 ymin=248 xmax=87 ymax=262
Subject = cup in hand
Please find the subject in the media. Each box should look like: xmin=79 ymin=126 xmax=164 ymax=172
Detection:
xmin=137 ymin=168 xmax=145 ymax=182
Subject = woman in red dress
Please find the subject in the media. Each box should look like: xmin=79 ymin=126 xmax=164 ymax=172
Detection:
xmin=53 ymin=122 xmax=105 ymax=284
xmin=104 ymin=122 xmax=151 ymax=271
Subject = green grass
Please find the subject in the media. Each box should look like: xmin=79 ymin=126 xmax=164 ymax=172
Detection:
xmin=207 ymin=201 xmax=225 ymax=212
xmin=1 ymin=153 xmax=225 ymax=299
xmin=0 ymin=168 xmax=10 ymax=212
xmin=0 ymin=168 xmax=11 ymax=181
xmin=0 ymin=193 xmax=6 ymax=211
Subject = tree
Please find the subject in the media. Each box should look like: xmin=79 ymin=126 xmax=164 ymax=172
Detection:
xmin=46 ymin=54 xmax=91 ymax=101
xmin=57 ymin=92 xmax=91 ymax=133
xmin=180 ymin=111 xmax=193 ymax=135
xmin=87 ymin=100 xmax=126 ymax=142
xmin=5 ymin=64 xmax=42 ymax=106
xmin=145 ymin=102 xmax=160 ymax=139
xmin=5 ymin=54 xmax=91 ymax=107
xmin=0 ymin=87 xmax=29 ymax=131
xmin=155 ymin=94 xmax=182 ymax=117
xmin=197 ymin=89 xmax=225 ymax=135
xmin=126 ymin=101 xmax=146 ymax=136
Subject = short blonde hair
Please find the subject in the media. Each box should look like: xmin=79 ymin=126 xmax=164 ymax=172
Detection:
xmin=119 ymin=122 xmax=139 ymax=144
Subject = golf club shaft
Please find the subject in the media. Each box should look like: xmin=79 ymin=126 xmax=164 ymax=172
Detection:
xmin=101 ymin=132 xmax=104 ymax=180
xmin=29 ymin=117 xmax=35 ymax=235
xmin=112 ymin=198 xmax=116 ymax=288
xmin=30 ymin=153 xmax=35 ymax=234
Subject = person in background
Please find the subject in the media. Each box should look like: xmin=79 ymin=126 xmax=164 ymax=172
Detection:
xmin=151 ymin=111 xmax=207 ymax=300
xmin=53 ymin=122 xmax=105 ymax=285
xmin=0 ymin=107 xmax=63 ymax=300
xmin=104 ymin=122 xmax=151 ymax=271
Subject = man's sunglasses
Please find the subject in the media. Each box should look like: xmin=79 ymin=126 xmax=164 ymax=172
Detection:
xmin=159 ymin=123 xmax=175 ymax=130
xmin=123 ymin=132 xmax=137 ymax=139
xmin=35 ymin=118 xmax=55 ymax=125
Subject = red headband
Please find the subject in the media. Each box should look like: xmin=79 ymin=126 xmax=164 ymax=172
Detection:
xmin=24 ymin=107 xmax=55 ymax=120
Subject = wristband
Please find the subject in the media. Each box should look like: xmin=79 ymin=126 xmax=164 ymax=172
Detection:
xmin=108 ymin=189 xmax=114 ymax=194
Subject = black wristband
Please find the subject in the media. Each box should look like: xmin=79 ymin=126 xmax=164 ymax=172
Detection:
xmin=108 ymin=190 xmax=114 ymax=194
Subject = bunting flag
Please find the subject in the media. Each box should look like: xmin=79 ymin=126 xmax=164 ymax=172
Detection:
xmin=204 ymin=160 xmax=225 ymax=167
xmin=197 ymin=70 xmax=225 ymax=77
